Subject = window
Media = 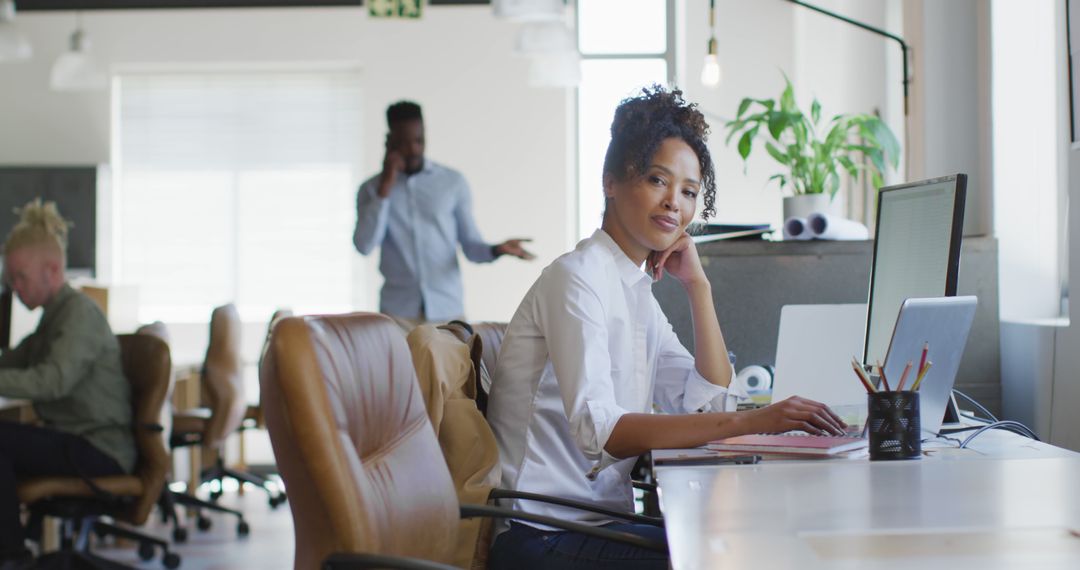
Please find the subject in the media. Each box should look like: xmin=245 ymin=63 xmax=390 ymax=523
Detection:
xmin=576 ymin=0 xmax=673 ymax=240
xmin=112 ymin=70 xmax=365 ymax=322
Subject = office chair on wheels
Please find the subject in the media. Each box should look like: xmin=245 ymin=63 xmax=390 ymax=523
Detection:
xmin=163 ymin=304 xmax=249 ymax=540
xmin=260 ymin=312 xmax=664 ymax=570
xmin=17 ymin=334 xmax=181 ymax=570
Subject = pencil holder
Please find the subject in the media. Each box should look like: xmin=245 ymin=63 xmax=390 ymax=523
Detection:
xmin=867 ymin=391 xmax=921 ymax=460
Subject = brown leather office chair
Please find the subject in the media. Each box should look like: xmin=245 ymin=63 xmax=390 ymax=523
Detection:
xmin=165 ymin=303 xmax=250 ymax=538
xmin=17 ymin=334 xmax=180 ymax=569
xmin=261 ymin=312 xmax=664 ymax=570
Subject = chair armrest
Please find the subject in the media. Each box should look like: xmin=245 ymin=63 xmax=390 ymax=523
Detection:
xmin=322 ymin=553 xmax=457 ymax=570
xmin=487 ymin=488 xmax=663 ymax=527
xmin=460 ymin=503 xmax=668 ymax=553
xmin=631 ymin=480 xmax=657 ymax=493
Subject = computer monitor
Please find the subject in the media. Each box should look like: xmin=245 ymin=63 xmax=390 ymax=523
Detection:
xmin=863 ymin=174 xmax=967 ymax=368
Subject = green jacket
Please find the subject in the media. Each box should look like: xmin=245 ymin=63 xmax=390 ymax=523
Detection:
xmin=0 ymin=284 xmax=135 ymax=473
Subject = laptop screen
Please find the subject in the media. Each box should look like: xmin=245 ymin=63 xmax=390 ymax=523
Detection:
xmin=863 ymin=175 xmax=967 ymax=368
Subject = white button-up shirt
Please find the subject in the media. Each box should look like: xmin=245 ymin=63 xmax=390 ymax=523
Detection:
xmin=487 ymin=229 xmax=743 ymax=528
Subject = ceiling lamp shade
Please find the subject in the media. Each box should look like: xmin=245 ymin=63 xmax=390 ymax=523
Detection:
xmin=493 ymin=0 xmax=563 ymax=22
xmin=50 ymin=26 xmax=107 ymax=91
xmin=0 ymin=0 xmax=32 ymax=62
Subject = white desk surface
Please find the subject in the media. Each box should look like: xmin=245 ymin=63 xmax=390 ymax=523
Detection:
xmin=655 ymin=431 xmax=1080 ymax=569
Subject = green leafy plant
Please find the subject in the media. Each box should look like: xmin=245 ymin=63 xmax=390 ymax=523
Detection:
xmin=725 ymin=75 xmax=900 ymax=198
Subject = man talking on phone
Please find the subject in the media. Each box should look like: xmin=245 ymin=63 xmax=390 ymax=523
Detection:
xmin=354 ymin=101 xmax=535 ymax=330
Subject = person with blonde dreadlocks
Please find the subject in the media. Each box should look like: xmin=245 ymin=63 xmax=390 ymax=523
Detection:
xmin=0 ymin=200 xmax=133 ymax=569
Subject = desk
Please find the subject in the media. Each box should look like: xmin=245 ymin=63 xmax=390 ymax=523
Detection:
xmin=655 ymin=432 xmax=1080 ymax=569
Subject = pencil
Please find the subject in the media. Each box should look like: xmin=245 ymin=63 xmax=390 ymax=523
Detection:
xmin=851 ymin=358 xmax=877 ymax=392
xmin=876 ymin=360 xmax=891 ymax=392
xmin=896 ymin=361 xmax=913 ymax=391
xmin=911 ymin=360 xmax=933 ymax=391
xmin=850 ymin=361 xmax=875 ymax=393
xmin=918 ymin=342 xmax=929 ymax=379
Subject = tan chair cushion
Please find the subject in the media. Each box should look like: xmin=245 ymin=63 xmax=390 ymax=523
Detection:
xmin=17 ymin=476 xmax=142 ymax=505
xmin=407 ymin=325 xmax=501 ymax=569
xmin=261 ymin=313 xmax=460 ymax=570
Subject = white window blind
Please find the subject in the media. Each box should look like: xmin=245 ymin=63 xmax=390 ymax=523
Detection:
xmin=114 ymin=70 xmax=364 ymax=322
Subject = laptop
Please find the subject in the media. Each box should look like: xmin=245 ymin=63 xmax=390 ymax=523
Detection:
xmin=770 ymin=304 xmax=868 ymax=411
xmin=770 ymin=296 xmax=976 ymax=436
xmin=880 ymin=296 xmax=977 ymax=436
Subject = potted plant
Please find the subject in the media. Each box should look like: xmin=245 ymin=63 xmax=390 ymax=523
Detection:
xmin=725 ymin=75 xmax=901 ymax=221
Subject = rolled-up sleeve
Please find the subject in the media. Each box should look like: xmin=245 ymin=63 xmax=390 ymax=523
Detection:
xmin=653 ymin=316 xmax=746 ymax=414
xmin=535 ymin=263 xmax=629 ymax=472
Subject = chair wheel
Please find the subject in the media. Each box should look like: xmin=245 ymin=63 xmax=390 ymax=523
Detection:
xmin=172 ymin=526 xmax=188 ymax=543
xmin=269 ymin=493 xmax=287 ymax=509
xmin=197 ymin=516 xmax=212 ymax=531
xmin=209 ymin=489 xmax=223 ymax=502
xmin=163 ymin=552 xmax=181 ymax=569
xmin=237 ymin=520 xmax=250 ymax=537
xmin=138 ymin=542 xmax=156 ymax=561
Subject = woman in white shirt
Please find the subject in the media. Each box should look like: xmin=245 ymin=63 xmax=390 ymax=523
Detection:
xmin=486 ymin=86 xmax=847 ymax=570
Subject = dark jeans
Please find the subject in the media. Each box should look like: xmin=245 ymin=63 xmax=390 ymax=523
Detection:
xmin=488 ymin=521 xmax=669 ymax=570
xmin=0 ymin=421 xmax=123 ymax=556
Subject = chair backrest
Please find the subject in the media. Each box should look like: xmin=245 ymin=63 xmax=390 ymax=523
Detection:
xmin=117 ymin=334 xmax=173 ymax=525
xmin=135 ymin=321 xmax=171 ymax=344
xmin=260 ymin=312 xmax=459 ymax=570
xmin=201 ymin=303 xmax=246 ymax=448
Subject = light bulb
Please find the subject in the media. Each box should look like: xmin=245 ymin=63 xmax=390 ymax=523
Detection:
xmin=701 ymin=53 xmax=721 ymax=87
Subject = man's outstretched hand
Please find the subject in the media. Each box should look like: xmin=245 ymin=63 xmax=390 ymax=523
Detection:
xmin=495 ymin=238 xmax=536 ymax=260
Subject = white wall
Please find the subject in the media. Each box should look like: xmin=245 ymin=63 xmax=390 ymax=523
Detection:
xmin=679 ymin=0 xmax=897 ymax=229
xmin=0 ymin=6 xmax=572 ymax=328
xmin=904 ymin=0 xmax=993 ymax=237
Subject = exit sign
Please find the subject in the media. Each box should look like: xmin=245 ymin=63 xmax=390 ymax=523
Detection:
xmin=369 ymin=0 xmax=423 ymax=18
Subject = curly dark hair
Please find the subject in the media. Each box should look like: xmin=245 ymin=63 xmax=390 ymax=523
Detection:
xmin=602 ymin=85 xmax=716 ymax=220
xmin=386 ymin=100 xmax=423 ymax=127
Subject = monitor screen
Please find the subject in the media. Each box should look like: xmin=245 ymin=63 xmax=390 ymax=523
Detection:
xmin=863 ymin=174 xmax=967 ymax=368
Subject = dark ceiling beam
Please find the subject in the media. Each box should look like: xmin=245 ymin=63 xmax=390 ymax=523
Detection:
xmin=16 ymin=0 xmax=489 ymax=11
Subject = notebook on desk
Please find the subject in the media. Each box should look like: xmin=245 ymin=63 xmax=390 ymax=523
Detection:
xmin=707 ymin=433 xmax=868 ymax=457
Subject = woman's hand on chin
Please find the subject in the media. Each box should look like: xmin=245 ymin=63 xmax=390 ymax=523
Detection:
xmin=648 ymin=232 xmax=707 ymax=287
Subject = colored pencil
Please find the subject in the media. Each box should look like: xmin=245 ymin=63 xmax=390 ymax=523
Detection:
xmin=911 ymin=360 xmax=933 ymax=391
xmin=876 ymin=360 xmax=891 ymax=392
xmin=850 ymin=361 xmax=875 ymax=393
xmin=896 ymin=361 xmax=913 ymax=392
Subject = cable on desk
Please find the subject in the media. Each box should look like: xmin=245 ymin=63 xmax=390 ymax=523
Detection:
xmin=951 ymin=388 xmax=998 ymax=422
xmin=958 ymin=420 xmax=1040 ymax=448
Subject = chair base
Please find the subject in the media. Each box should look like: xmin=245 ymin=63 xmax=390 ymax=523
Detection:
xmin=163 ymin=489 xmax=250 ymax=539
xmin=201 ymin=458 xmax=287 ymax=509
xmin=35 ymin=549 xmax=135 ymax=570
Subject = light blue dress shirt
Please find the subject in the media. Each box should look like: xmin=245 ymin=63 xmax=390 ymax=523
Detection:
xmin=354 ymin=159 xmax=496 ymax=321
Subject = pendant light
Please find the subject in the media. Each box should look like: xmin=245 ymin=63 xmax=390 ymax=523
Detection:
xmin=0 ymin=0 xmax=32 ymax=62
xmin=701 ymin=0 xmax=721 ymax=87
xmin=50 ymin=12 xmax=107 ymax=91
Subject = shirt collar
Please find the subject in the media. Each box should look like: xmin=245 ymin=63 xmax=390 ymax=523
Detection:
xmin=43 ymin=282 xmax=75 ymax=315
xmin=590 ymin=229 xmax=652 ymax=287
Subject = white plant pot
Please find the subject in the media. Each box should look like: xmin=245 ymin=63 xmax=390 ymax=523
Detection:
xmin=782 ymin=194 xmax=837 ymax=221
